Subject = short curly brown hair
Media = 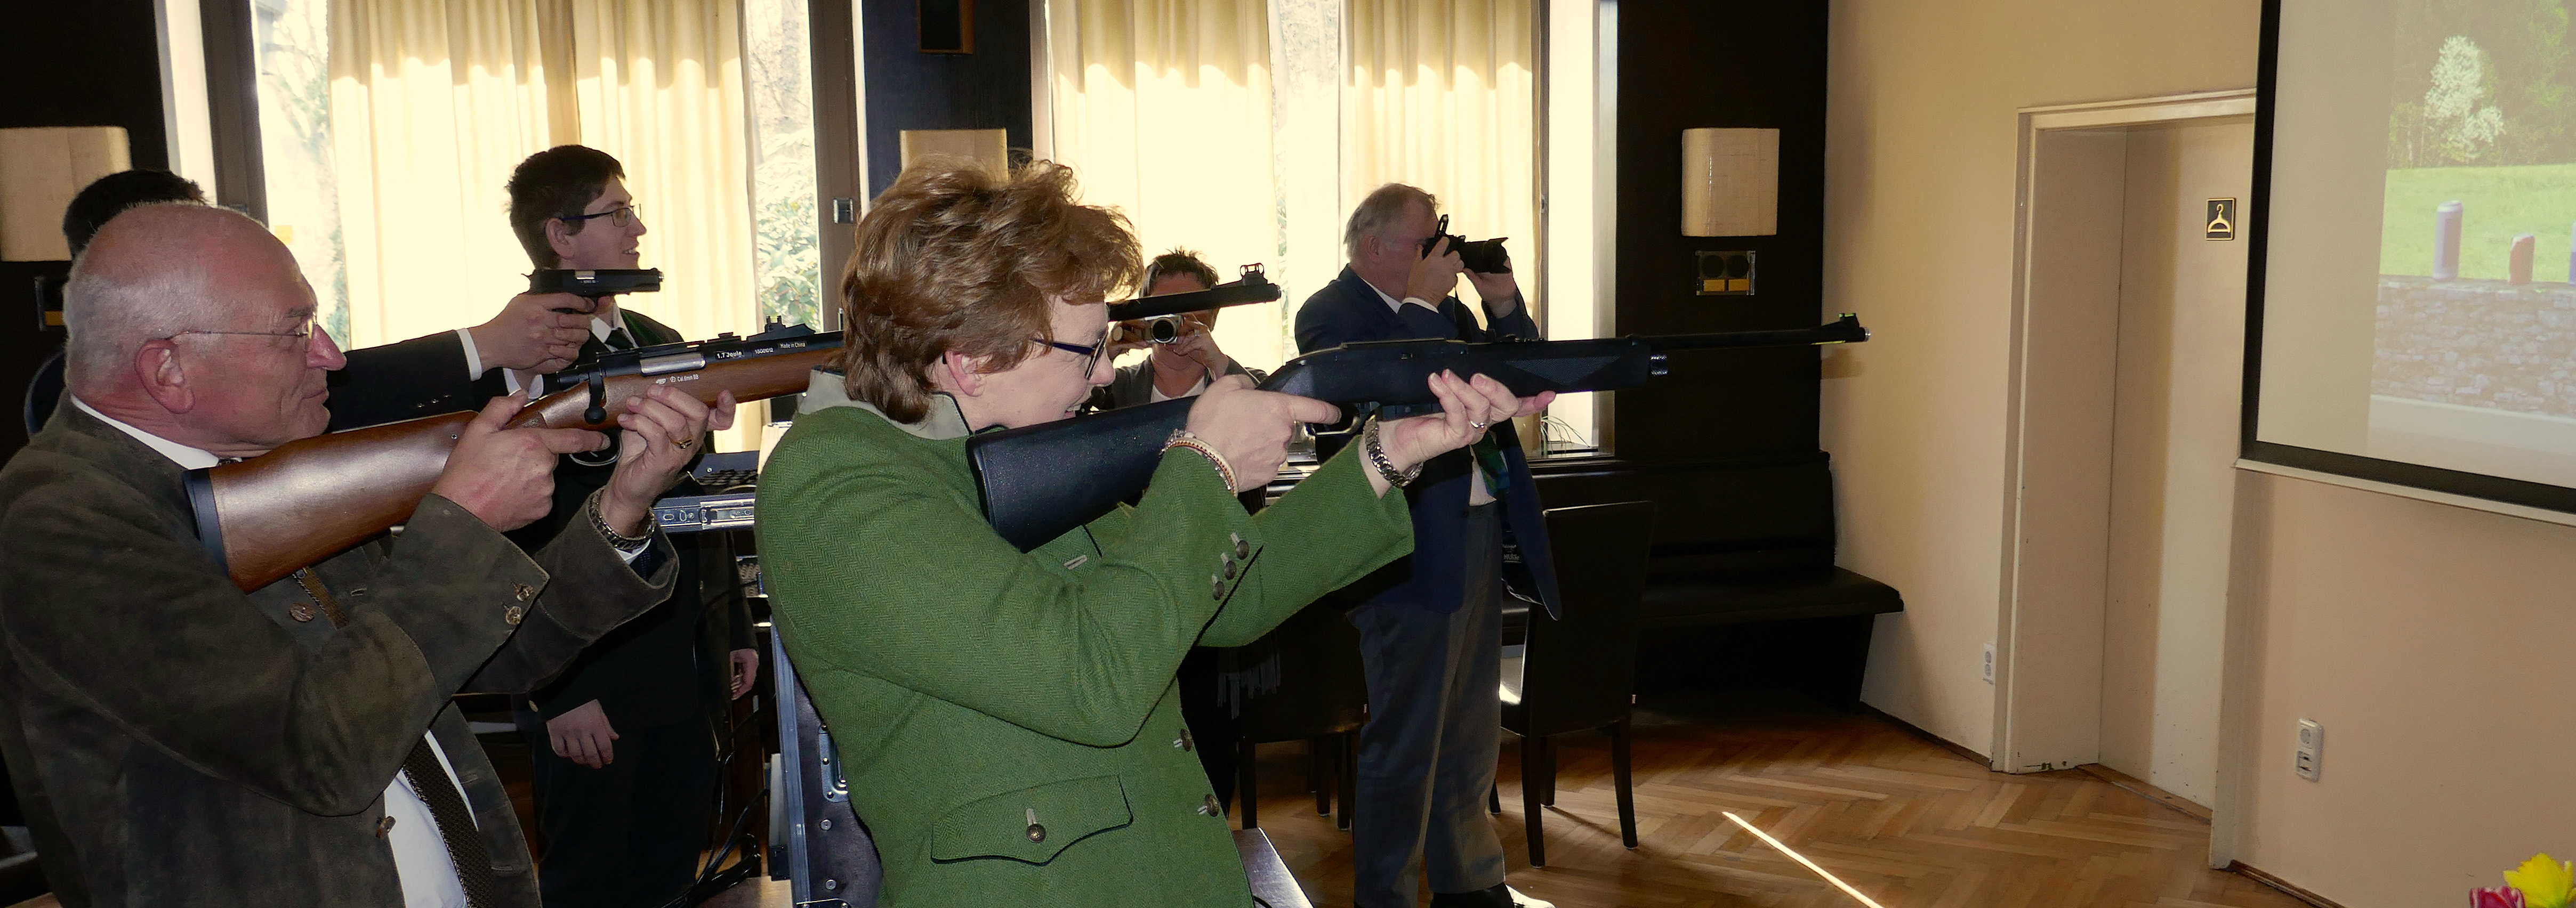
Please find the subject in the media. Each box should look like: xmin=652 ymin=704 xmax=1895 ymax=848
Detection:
xmin=836 ymin=158 xmax=1141 ymax=423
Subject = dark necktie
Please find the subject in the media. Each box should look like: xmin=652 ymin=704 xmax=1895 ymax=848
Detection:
xmin=604 ymin=326 xmax=637 ymax=351
xmin=292 ymin=571 xmax=498 ymax=908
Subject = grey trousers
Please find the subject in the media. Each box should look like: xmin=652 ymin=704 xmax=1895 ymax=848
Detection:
xmin=1348 ymin=504 xmax=1508 ymax=908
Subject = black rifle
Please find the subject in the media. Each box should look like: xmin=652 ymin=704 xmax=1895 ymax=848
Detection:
xmin=1103 ymin=264 xmax=1278 ymax=322
xmin=967 ymin=314 xmax=1871 ymax=552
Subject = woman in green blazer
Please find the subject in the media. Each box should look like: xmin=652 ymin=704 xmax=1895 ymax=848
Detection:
xmin=756 ymin=159 xmax=1549 ymax=907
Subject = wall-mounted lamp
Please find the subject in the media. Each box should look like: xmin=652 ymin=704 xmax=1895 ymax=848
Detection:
xmin=898 ymin=128 xmax=1010 ymax=175
xmin=1680 ymin=127 xmax=1778 ymax=238
xmin=0 ymin=126 xmax=132 ymax=262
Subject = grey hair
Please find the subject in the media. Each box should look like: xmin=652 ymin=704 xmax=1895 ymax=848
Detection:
xmin=1343 ymin=183 xmax=1438 ymax=261
xmin=62 ymin=205 xmax=244 ymax=393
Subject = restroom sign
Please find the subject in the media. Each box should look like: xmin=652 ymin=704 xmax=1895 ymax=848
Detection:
xmin=2205 ymin=198 xmax=2237 ymax=240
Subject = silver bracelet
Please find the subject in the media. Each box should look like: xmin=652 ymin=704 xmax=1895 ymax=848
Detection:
xmin=1363 ymin=418 xmax=1422 ymax=488
xmin=589 ymin=491 xmax=654 ymax=554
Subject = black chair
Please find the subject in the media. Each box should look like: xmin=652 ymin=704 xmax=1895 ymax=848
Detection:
xmin=23 ymin=350 xmax=65 ymax=437
xmin=1230 ymin=596 xmax=1370 ymax=830
xmin=1500 ymin=500 xmax=1654 ymax=867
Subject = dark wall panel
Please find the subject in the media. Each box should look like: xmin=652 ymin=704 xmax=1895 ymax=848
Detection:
xmin=860 ymin=0 xmax=1033 ymax=197
xmin=0 ymin=0 xmax=172 ymax=460
xmin=1611 ymin=1 xmax=1829 ymax=460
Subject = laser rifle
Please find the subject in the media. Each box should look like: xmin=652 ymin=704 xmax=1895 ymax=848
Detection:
xmin=967 ymin=314 xmax=1870 ymax=552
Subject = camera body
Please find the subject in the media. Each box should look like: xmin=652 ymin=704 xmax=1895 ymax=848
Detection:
xmin=1419 ymin=214 xmax=1511 ymax=273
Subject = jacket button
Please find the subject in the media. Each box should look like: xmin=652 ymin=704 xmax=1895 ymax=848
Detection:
xmin=375 ymin=815 xmax=397 ymax=838
xmin=1220 ymin=555 xmax=1237 ymax=581
xmin=512 ymin=583 xmax=536 ymax=602
xmin=287 ymin=603 xmax=315 ymax=623
xmin=1198 ymin=794 xmax=1223 ymax=817
xmin=1211 ymin=575 xmax=1226 ymax=600
xmin=1231 ymin=533 xmax=1250 ymax=561
xmin=503 ymin=605 xmax=525 ymax=626
xmin=1026 ymin=823 xmax=1046 ymax=844
xmin=1176 ymin=729 xmax=1194 ymax=751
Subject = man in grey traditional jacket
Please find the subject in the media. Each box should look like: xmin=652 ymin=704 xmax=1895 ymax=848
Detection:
xmin=0 ymin=204 xmax=730 ymax=907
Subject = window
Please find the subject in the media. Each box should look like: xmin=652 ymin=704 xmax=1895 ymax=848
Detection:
xmin=1040 ymin=0 xmax=1607 ymax=454
xmin=248 ymin=0 xmax=802 ymax=451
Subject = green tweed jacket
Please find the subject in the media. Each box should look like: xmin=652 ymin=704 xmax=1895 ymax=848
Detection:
xmin=0 ymin=404 xmax=677 ymax=907
xmin=756 ymin=375 xmax=1412 ymax=907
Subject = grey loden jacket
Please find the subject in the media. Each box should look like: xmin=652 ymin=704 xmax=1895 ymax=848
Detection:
xmin=0 ymin=404 xmax=677 ymax=907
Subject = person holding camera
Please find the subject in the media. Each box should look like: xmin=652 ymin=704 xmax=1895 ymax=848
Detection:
xmin=1293 ymin=183 xmax=1557 ymax=908
xmin=1086 ymin=249 xmax=1263 ymax=412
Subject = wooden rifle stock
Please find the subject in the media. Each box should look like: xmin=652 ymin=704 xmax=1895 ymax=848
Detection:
xmin=188 ymin=345 xmax=835 ymax=591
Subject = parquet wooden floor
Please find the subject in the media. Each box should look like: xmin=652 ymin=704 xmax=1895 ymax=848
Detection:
xmin=1251 ymin=691 xmax=2312 ymax=908
xmin=1 ymin=692 xmax=2315 ymax=908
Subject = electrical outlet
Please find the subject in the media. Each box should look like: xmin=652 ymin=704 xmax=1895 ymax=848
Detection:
xmin=2294 ymin=719 xmax=2323 ymax=781
xmin=1983 ymin=643 xmax=1996 ymax=684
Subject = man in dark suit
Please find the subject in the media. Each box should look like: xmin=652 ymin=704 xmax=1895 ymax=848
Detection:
xmin=36 ymin=167 xmax=595 ymax=436
xmin=1294 ymin=184 xmax=1561 ymax=908
xmin=489 ymin=145 xmax=758 ymax=908
xmin=0 ymin=202 xmax=724 ymax=906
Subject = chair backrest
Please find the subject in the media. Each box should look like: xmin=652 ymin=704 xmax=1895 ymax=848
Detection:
xmin=1517 ymin=500 xmax=1655 ymax=737
xmin=1235 ymin=597 xmax=1370 ymax=742
xmin=1531 ymin=452 xmax=1834 ymax=579
xmin=22 ymin=350 xmax=65 ymax=437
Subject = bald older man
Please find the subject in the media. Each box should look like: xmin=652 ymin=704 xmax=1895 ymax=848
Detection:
xmin=0 ymin=204 xmax=732 ymax=908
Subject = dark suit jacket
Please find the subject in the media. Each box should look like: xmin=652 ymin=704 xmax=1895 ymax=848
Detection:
xmin=478 ymin=309 xmax=754 ymax=732
xmin=326 ymin=330 xmax=481 ymax=432
xmin=0 ymin=406 xmax=675 ymax=907
xmin=1292 ymin=266 xmax=1561 ymax=619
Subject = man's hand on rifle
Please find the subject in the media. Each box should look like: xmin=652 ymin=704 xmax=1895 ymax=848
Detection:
xmin=1464 ymin=263 xmax=1522 ymax=320
xmin=433 ymin=396 xmax=613 ymax=531
xmin=1372 ymin=371 xmax=1551 ymax=497
xmin=1185 ymin=375 xmax=1341 ymax=492
xmin=598 ymin=386 xmax=739 ymax=538
xmin=469 ymin=292 xmax=594 ymax=374
xmin=1405 ymin=236 xmax=1467 ymax=304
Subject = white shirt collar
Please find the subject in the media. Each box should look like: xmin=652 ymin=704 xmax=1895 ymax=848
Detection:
xmin=1368 ymin=282 xmax=1437 ymax=314
xmin=589 ymin=306 xmax=630 ymax=344
xmin=69 ymin=396 xmax=220 ymax=469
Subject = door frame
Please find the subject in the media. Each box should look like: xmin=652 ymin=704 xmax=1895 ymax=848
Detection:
xmin=1992 ymin=89 xmax=2256 ymax=788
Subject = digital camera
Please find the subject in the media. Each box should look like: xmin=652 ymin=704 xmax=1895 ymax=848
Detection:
xmin=1420 ymin=214 xmax=1512 ymax=273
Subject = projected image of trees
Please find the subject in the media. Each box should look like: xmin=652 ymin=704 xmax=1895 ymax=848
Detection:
xmin=2376 ymin=0 xmax=2576 ymax=420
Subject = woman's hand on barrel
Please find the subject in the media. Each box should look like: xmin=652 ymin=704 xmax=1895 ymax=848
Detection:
xmin=1182 ymin=375 xmax=1340 ymax=491
xmin=1378 ymin=371 xmax=1552 ymax=475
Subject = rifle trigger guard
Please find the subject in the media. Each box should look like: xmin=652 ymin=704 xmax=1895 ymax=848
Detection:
xmin=583 ymin=372 xmax=608 ymax=425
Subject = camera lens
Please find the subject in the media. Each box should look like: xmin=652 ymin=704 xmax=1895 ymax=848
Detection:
xmin=1150 ymin=317 xmax=1181 ymax=343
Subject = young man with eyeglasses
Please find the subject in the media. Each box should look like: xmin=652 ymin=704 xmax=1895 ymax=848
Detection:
xmin=487 ymin=145 xmax=759 ymax=908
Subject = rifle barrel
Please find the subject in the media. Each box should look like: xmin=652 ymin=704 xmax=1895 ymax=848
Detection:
xmin=194 ymin=345 xmax=836 ymax=591
xmin=1643 ymin=313 xmax=1870 ymax=351
xmin=1103 ymin=272 xmax=1280 ymax=321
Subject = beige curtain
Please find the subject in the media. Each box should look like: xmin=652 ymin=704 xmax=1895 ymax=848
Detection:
xmin=329 ymin=0 xmax=560 ymax=350
xmin=330 ymin=0 xmax=761 ymax=449
xmin=567 ymin=0 xmax=760 ymax=349
xmin=1045 ymin=0 xmax=1284 ymax=370
xmin=1343 ymin=0 xmax=1537 ymax=322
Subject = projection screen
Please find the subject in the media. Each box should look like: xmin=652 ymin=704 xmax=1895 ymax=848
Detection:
xmin=2250 ymin=0 xmax=2576 ymax=513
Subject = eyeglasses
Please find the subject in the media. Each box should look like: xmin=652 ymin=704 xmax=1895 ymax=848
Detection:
xmin=1034 ymin=337 xmax=1107 ymax=373
xmin=559 ymin=203 xmax=643 ymax=228
xmin=167 ymin=317 xmax=317 ymax=343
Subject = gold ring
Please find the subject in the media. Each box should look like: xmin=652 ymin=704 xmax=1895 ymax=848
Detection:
xmin=1470 ymin=420 xmax=1487 ymax=429
xmin=674 ymin=437 xmax=696 ymax=450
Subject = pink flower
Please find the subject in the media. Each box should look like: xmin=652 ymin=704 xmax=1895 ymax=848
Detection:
xmin=2476 ymin=887 xmax=2529 ymax=908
